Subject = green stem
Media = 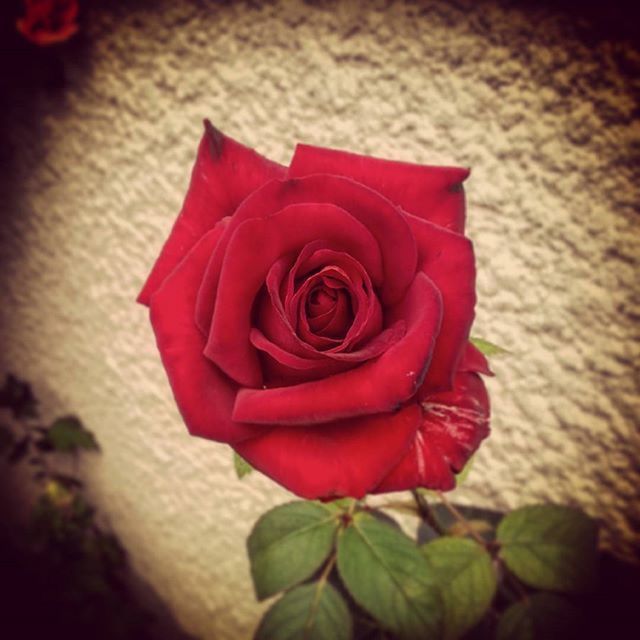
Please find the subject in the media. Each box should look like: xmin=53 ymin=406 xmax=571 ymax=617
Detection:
xmin=304 ymin=553 xmax=337 ymax=638
xmin=437 ymin=491 xmax=487 ymax=546
xmin=411 ymin=489 xmax=446 ymax=535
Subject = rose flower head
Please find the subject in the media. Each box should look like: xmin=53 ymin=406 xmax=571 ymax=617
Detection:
xmin=16 ymin=0 xmax=79 ymax=46
xmin=138 ymin=121 xmax=492 ymax=499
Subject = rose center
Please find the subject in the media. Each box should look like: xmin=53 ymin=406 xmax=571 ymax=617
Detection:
xmin=307 ymin=287 xmax=337 ymax=317
xmin=304 ymin=281 xmax=354 ymax=339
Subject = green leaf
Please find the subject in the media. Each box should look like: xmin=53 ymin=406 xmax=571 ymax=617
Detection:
xmin=337 ymin=511 xmax=442 ymax=640
xmin=255 ymin=580 xmax=352 ymax=640
xmin=497 ymin=505 xmax=598 ymax=593
xmin=233 ymin=450 xmax=253 ymax=478
xmin=470 ymin=337 xmax=509 ymax=356
xmin=421 ymin=537 xmax=497 ymax=640
xmin=497 ymin=593 xmax=582 ymax=640
xmin=46 ymin=416 xmax=99 ymax=453
xmin=248 ymin=501 xmax=340 ymax=600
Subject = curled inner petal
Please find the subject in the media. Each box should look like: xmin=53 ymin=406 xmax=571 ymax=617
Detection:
xmin=258 ymin=246 xmax=383 ymax=360
xmin=308 ymin=286 xmax=338 ymax=319
xmin=204 ymin=202 xmax=383 ymax=387
xmin=291 ymin=269 xmax=356 ymax=347
xmin=233 ymin=272 xmax=443 ymax=425
xmin=307 ymin=285 xmax=353 ymax=337
xmin=194 ymin=173 xmax=418 ymax=334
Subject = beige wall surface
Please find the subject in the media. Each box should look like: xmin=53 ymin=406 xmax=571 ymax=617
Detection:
xmin=1 ymin=1 xmax=638 ymax=638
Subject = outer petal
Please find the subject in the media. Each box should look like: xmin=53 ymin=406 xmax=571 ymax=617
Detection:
xmin=149 ymin=223 xmax=262 ymax=443
xmin=289 ymin=144 xmax=469 ymax=233
xmin=205 ymin=203 xmax=383 ymax=388
xmin=373 ymin=372 xmax=490 ymax=493
xmin=234 ymin=403 xmax=422 ymax=499
xmin=459 ymin=342 xmax=494 ymax=376
xmin=138 ymin=121 xmax=285 ymax=305
xmin=406 ymin=213 xmax=476 ymax=392
xmin=233 ymin=273 xmax=442 ymax=425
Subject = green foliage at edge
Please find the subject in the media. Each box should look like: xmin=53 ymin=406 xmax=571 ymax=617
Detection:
xmin=497 ymin=504 xmax=598 ymax=594
xmin=421 ymin=537 xmax=497 ymax=639
xmin=233 ymin=451 xmax=253 ymax=478
xmin=470 ymin=337 xmax=510 ymax=356
xmin=255 ymin=581 xmax=352 ymax=640
xmin=46 ymin=416 xmax=99 ymax=453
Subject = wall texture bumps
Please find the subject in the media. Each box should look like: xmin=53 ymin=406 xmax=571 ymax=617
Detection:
xmin=1 ymin=1 xmax=638 ymax=638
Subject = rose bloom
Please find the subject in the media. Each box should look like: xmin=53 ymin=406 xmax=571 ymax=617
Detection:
xmin=138 ymin=121 xmax=492 ymax=499
xmin=16 ymin=0 xmax=79 ymax=46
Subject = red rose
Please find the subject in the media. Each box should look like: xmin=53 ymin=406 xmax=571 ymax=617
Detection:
xmin=138 ymin=121 xmax=491 ymax=499
xmin=16 ymin=0 xmax=79 ymax=46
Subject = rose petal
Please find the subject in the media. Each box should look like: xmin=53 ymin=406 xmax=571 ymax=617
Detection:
xmin=194 ymin=173 xmax=417 ymax=332
xmin=234 ymin=403 xmax=421 ymax=499
xmin=310 ymin=290 xmax=351 ymax=337
xmin=138 ymin=121 xmax=285 ymax=306
xmin=258 ymin=247 xmax=383 ymax=360
xmin=251 ymin=328 xmax=351 ymax=372
xmin=289 ymin=144 xmax=469 ymax=233
xmin=290 ymin=269 xmax=354 ymax=346
xmin=307 ymin=286 xmax=340 ymax=324
xmin=148 ymin=224 xmax=262 ymax=443
xmin=251 ymin=321 xmax=406 ymax=385
xmin=259 ymin=359 xmax=353 ymax=388
xmin=459 ymin=342 xmax=494 ymax=376
xmin=406 ymin=213 xmax=477 ymax=392
xmin=373 ymin=372 xmax=490 ymax=492
xmin=286 ymin=249 xmax=383 ymax=353
xmin=257 ymin=257 xmax=336 ymax=361
xmin=233 ymin=273 xmax=442 ymax=424
xmin=205 ymin=203 xmax=383 ymax=387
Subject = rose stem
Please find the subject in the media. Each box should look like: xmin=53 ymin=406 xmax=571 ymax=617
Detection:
xmin=411 ymin=489 xmax=446 ymax=536
xmin=436 ymin=490 xmax=487 ymax=546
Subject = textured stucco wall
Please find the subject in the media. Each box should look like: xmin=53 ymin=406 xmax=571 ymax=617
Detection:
xmin=1 ymin=1 xmax=638 ymax=638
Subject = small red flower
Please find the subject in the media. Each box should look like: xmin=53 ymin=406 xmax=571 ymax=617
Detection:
xmin=16 ymin=0 xmax=79 ymax=46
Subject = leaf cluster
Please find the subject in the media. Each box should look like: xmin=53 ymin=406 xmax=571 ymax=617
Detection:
xmin=1 ymin=374 xmax=99 ymax=480
xmin=247 ymin=498 xmax=599 ymax=640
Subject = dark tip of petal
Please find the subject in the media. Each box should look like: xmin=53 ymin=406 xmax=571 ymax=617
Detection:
xmin=203 ymin=119 xmax=224 ymax=160
xmin=448 ymin=167 xmax=471 ymax=190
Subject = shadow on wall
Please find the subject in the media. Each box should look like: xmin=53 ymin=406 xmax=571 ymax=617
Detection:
xmin=0 ymin=374 xmax=197 ymax=640
xmin=0 ymin=531 xmax=199 ymax=640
